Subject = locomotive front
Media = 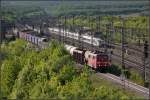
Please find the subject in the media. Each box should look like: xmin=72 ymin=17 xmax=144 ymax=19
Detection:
xmin=85 ymin=51 xmax=111 ymax=70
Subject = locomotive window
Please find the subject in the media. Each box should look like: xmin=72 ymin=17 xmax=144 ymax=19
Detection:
xmin=43 ymin=39 xmax=48 ymax=42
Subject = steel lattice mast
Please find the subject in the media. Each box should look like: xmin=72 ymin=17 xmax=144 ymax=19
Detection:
xmin=121 ymin=17 xmax=126 ymax=90
xmin=148 ymin=0 xmax=150 ymax=97
xmin=72 ymin=15 xmax=75 ymax=45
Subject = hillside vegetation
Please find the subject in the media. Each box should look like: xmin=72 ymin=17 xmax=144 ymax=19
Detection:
xmin=0 ymin=39 xmax=144 ymax=99
xmin=64 ymin=16 xmax=148 ymax=43
xmin=2 ymin=1 xmax=149 ymax=16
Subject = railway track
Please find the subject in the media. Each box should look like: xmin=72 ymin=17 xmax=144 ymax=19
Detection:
xmin=50 ymin=33 xmax=145 ymax=72
xmin=96 ymin=73 xmax=149 ymax=98
xmin=111 ymin=54 xmax=144 ymax=72
xmin=76 ymin=62 xmax=149 ymax=98
xmin=52 ymin=33 xmax=144 ymax=72
xmin=113 ymin=50 xmax=142 ymax=63
xmin=110 ymin=42 xmax=143 ymax=57
xmin=112 ymin=42 xmax=143 ymax=52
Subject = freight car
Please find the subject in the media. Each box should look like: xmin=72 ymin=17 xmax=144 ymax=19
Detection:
xmin=17 ymin=29 xmax=48 ymax=49
xmin=24 ymin=25 xmax=114 ymax=49
xmin=48 ymin=27 xmax=105 ymax=47
xmin=65 ymin=44 xmax=111 ymax=70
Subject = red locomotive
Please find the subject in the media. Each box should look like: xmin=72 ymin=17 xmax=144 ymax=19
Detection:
xmin=65 ymin=45 xmax=111 ymax=70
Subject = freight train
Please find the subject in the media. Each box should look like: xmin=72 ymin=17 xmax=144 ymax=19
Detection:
xmin=48 ymin=27 xmax=105 ymax=47
xmin=65 ymin=45 xmax=111 ymax=70
xmin=15 ymin=29 xmax=111 ymax=70
xmin=15 ymin=29 xmax=48 ymax=49
xmin=23 ymin=25 xmax=113 ymax=48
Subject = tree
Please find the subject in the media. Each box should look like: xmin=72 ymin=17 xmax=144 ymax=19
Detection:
xmin=1 ymin=58 xmax=21 ymax=97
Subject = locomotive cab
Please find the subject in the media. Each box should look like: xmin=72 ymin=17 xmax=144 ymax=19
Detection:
xmin=40 ymin=37 xmax=48 ymax=42
xmin=85 ymin=51 xmax=110 ymax=70
xmin=97 ymin=54 xmax=110 ymax=67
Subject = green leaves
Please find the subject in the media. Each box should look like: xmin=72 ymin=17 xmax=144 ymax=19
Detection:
xmin=129 ymin=70 xmax=144 ymax=86
xmin=66 ymin=16 xmax=148 ymax=44
xmin=58 ymin=65 xmax=76 ymax=85
xmin=93 ymin=86 xmax=129 ymax=100
xmin=1 ymin=39 xmax=144 ymax=99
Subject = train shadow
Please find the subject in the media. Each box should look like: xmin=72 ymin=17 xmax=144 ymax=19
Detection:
xmin=95 ymin=65 xmax=122 ymax=76
xmin=107 ymin=65 xmax=122 ymax=76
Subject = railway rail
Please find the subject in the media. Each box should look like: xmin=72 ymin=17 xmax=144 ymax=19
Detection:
xmin=111 ymin=54 xmax=144 ymax=71
xmin=50 ymin=33 xmax=144 ymax=72
xmin=110 ymin=42 xmax=143 ymax=57
xmin=96 ymin=73 xmax=149 ymax=98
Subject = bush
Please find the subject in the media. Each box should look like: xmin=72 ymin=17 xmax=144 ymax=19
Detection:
xmin=1 ymin=59 xmax=21 ymax=97
xmin=129 ymin=70 xmax=144 ymax=86
xmin=108 ymin=64 xmax=122 ymax=76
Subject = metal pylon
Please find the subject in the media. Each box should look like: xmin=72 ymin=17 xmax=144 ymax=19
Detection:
xmin=72 ymin=15 xmax=75 ymax=46
xmin=121 ymin=17 xmax=126 ymax=90
xmin=148 ymin=6 xmax=150 ymax=99
xmin=58 ymin=17 xmax=61 ymax=43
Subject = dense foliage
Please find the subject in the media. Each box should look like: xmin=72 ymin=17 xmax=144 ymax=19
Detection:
xmin=0 ymin=39 xmax=144 ymax=99
xmin=2 ymin=1 xmax=149 ymax=16
xmin=64 ymin=16 xmax=148 ymax=43
xmin=1 ymin=1 xmax=149 ymax=23
xmin=1 ymin=5 xmax=44 ymax=23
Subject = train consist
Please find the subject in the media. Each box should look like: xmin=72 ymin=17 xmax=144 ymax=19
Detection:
xmin=14 ymin=29 xmax=111 ymax=70
xmin=65 ymin=45 xmax=111 ymax=70
xmin=15 ymin=29 xmax=48 ymax=49
xmin=24 ymin=25 xmax=112 ymax=48
xmin=48 ymin=27 xmax=105 ymax=47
